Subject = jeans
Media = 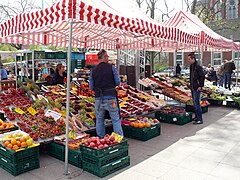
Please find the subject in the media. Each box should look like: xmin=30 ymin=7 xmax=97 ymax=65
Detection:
xmin=95 ymin=98 xmax=123 ymax=138
xmin=192 ymin=90 xmax=203 ymax=122
xmin=224 ymin=72 xmax=232 ymax=90
xmin=218 ymin=75 xmax=223 ymax=87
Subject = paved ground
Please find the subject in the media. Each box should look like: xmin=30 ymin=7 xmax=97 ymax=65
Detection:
xmin=1 ymin=106 xmax=240 ymax=180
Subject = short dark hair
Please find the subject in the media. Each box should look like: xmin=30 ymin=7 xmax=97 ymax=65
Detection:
xmin=188 ymin=53 xmax=196 ymax=61
xmin=97 ymin=49 xmax=107 ymax=60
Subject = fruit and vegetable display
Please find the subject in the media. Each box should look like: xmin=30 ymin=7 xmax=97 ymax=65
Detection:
xmin=0 ymin=130 xmax=37 ymax=151
xmin=82 ymin=133 xmax=123 ymax=149
xmin=122 ymin=116 xmax=159 ymax=128
xmin=158 ymin=106 xmax=187 ymax=115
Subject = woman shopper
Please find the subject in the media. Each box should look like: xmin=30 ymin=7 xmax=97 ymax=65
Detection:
xmin=51 ymin=64 xmax=66 ymax=85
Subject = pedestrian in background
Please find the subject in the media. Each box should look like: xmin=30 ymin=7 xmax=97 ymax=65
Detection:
xmin=217 ymin=62 xmax=225 ymax=87
xmin=187 ymin=53 xmax=205 ymax=125
xmin=223 ymin=59 xmax=236 ymax=90
xmin=175 ymin=63 xmax=181 ymax=76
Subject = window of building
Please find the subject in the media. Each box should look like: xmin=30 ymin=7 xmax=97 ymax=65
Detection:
xmin=212 ymin=52 xmax=222 ymax=66
xmin=228 ymin=0 xmax=237 ymax=19
xmin=176 ymin=52 xmax=183 ymax=66
xmin=214 ymin=0 xmax=222 ymax=19
xmin=234 ymin=52 xmax=240 ymax=69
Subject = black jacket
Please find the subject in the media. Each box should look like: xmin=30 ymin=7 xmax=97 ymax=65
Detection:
xmin=224 ymin=61 xmax=236 ymax=74
xmin=190 ymin=62 xmax=205 ymax=90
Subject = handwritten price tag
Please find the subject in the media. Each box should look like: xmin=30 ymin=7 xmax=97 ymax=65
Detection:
xmin=27 ymin=107 xmax=37 ymax=116
xmin=15 ymin=108 xmax=25 ymax=115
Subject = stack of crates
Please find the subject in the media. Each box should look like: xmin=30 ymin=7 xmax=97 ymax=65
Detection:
xmin=0 ymin=145 xmax=39 ymax=176
xmin=48 ymin=142 xmax=82 ymax=168
xmin=80 ymin=139 xmax=130 ymax=178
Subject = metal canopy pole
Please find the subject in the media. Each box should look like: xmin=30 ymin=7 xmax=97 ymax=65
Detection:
xmin=32 ymin=51 xmax=35 ymax=81
xmin=15 ymin=55 xmax=18 ymax=89
xmin=64 ymin=18 xmax=73 ymax=175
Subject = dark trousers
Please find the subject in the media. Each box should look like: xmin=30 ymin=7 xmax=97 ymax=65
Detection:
xmin=224 ymin=72 xmax=232 ymax=90
xmin=192 ymin=90 xmax=203 ymax=122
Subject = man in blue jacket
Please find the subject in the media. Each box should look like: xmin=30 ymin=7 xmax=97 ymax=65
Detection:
xmin=187 ymin=53 xmax=205 ymax=124
xmin=89 ymin=49 xmax=123 ymax=137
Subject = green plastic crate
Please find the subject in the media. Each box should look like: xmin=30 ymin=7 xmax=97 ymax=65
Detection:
xmin=82 ymin=156 xmax=130 ymax=178
xmin=208 ymin=99 xmax=223 ymax=106
xmin=48 ymin=142 xmax=65 ymax=161
xmin=0 ymin=145 xmax=39 ymax=164
xmin=226 ymin=101 xmax=237 ymax=108
xmin=48 ymin=143 xmax=82 ymax=168
xmin=80 ymin=140 xmax=128 ymax=158
xmin=82 ymin=145 xmax=128 ymax=166
xmin=185 ymin=105 xmax=208 ymax=114
xmin=0 ymin=155 xmax=39 ymax=176
xmin=155 ymin=112 xmax=192 ymax=125
xmin=68 ymin=148 xmax=82 ymax=168
xmin=122 ymin=124 xmax=161 ymax=141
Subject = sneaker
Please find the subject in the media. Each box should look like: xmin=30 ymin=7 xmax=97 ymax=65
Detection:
xmin=193 ymin=121 xmax=203 ymax=125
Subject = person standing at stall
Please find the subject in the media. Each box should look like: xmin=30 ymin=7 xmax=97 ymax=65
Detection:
xmin=89 ymin=49 xmax=123 ymax=138
xmin=187 ymin=53 xmax=205 ymax=124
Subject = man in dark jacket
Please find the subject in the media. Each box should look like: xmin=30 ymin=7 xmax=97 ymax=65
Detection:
xmin=89 ymin=49 xmax=123 ymax=137
xmin=223 ymin=60 xmax=236 ymax=90
xmin=187 ymin=53 xmax=205 ymax=124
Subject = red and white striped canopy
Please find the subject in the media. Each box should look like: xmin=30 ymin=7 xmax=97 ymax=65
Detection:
xmin=164 ymin=11 xmax=239 ymax=51
xmin=0 ymin=0 xmax=200 ymax=51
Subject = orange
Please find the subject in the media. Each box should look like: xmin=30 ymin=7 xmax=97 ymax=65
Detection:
xmin=133 ymin=123 xmax=139 ymax=128
xmin=4 ymin=141 xmax=10 ymax=147
xmin=7 ymin=143 xmax=13 ymax=149
xmin=11 ymin=139 xmax=17 ymax=145
xmin=0 ymin=126 xmax=4 ymax=130
xmin=138 ymin=123 xmax=144 ymax=128
xmin=20 ymin=137 xmax=26 ymax=143
xmin=2 ymin=123 xmax=7 ymax=128
xmin=130 ymin=122 xmax=135 ymax=127
xmin=16 ymin=141 xmax=21 ymax=147
xmin=12 ymin=145 xmax=19 ymax=151
xmin=145 ymin=123 xmax=151 ymax=128
xmin=21 ymin=142 xmax=27 ymax=148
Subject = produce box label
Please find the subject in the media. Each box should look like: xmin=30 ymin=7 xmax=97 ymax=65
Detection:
xmin=15 ymin=108 xmax=25 ymax=115
xmin=45 ymin=110 xmax=62 ymax=121
xmin=27 ymin=107 xmax=37 ymax=116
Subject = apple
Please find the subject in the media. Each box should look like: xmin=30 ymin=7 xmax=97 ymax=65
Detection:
xmin=100 ymin=139 xmax=106 ymax=145
xmin=26 ymin=138 xmax=33 ymax=146
xmin=84 ymin=142 xmax=89 ymax=146
xmin=98 ymin=144 xmax=104 ymax=149
xmin=90 ymin=142 xmax=96 ymax=148
xmin=113 ymin=140 xmax=118 ymax=144
xmin=103 ymin=144 xmax=108 ymax=148
xmin=110 ymin=136 xmax=115 ymax=142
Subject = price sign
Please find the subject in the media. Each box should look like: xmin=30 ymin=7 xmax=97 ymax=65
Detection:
xmin=27 ymin=107 xmax=37 ymax=116
xmin=111 ymin=132 xmax=123 ymax=143
xmin=15 ymin=108 xmax=25 ymax=115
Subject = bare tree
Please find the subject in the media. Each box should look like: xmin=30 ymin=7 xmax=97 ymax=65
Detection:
xmin=0 ymin=0 xmax=41 ymax=49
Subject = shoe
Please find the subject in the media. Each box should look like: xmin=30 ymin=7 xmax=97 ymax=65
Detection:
xmin=192 ymin=117 xmax=197 ymax=122
xmin=193 ymin=121 xmax=203 ymax=125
